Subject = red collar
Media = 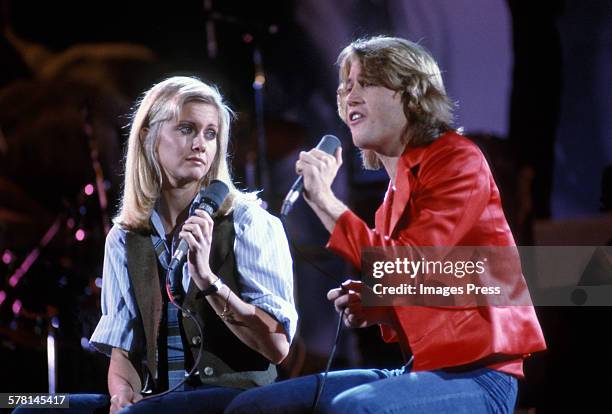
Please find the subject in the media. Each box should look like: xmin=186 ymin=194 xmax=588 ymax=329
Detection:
xmin=375 ymin=132 xmax=456 ymax=237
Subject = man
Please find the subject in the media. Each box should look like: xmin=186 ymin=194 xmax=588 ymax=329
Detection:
xmin=226 ymin=36 xmax=546 ymax=414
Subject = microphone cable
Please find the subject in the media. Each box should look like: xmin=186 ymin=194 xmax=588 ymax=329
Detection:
xmin=311 ymin=307 xmax=345 ymax=413
xmin=280 ymin=215 xmax=347 ymax=414
xmin=139 ymin=267 xmax=206 ymax=402
xmin=141 ymin=180 xmax=229 ymax=400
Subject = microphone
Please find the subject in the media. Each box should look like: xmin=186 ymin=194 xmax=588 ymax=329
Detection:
xmin=204 ymin=0 xmax=217 ymax=59
xmin=167 ymin=180 xmax=229 ymax=299
xmin=280 ymin=135 xmax=341 ymax=217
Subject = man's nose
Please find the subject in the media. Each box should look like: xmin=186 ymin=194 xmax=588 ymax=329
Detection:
xmin=347 ymin=84 xmax=364 ymax=105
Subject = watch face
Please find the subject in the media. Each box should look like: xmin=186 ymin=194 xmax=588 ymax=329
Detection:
xmin=203 ymin=278 xmax=222 ymax=296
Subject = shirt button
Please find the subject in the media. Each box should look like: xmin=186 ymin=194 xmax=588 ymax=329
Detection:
xmin=204 ymin=366 xmax=214 ymax=376
xmin=192 ymin=335 xmax=202 ymax=345
xmin=182 ymin=310 xmax=190 ymax=318
xmin=384 ymin=235 xmax=390 ymax=241
xmin=392 ymin=186 xmax=397 ymax=192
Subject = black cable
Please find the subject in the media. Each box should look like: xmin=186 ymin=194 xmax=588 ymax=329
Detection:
xmin=280 ymin=214 xmax=346 ymax=414
xmin=140 ymin=269 xmax=206 ymax=401
xmin=280 ymin=215 xmax=344 ymax=286
xmin=311 ymin=308 xmax=345 ymax=413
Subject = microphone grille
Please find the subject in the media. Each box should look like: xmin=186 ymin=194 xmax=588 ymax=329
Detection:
xmin=200 ymin=180 xmax=230 ymax=212
xmin=316 ymin=135 xmax=341 ymax=155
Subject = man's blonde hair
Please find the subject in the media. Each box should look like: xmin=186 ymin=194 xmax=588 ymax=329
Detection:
xmin=336 ymin=36 xmax=455 ymax=170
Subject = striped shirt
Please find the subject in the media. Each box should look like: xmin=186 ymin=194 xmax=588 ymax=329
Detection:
xmin=90 ymin=199 xmax=298 ymax=358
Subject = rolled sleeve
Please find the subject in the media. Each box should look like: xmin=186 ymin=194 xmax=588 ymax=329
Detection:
xmin=90 ymin=315 xmax=136 ymax=356
xmin=233 ymin=203 xmax=298 ymax=343
xmin=90 ymin=225 xmax=139 ymax=356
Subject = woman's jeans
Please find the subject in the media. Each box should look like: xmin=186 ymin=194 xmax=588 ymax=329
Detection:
xmin=11 ymin=384 xmax=242 ymax=414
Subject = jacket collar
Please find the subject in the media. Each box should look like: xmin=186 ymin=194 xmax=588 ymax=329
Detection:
xmin=373 ymin=132 xmax=457 ymax=238
xmin=373 ymin=141 xmax=434 ymax=237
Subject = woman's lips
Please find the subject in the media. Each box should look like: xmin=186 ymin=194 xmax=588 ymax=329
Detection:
xmin=186 ymin=157 xmax=206 ymax=166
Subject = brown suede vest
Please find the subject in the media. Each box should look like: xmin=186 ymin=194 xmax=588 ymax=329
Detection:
xmin=125 ymin=213 xmax=277 ymax=391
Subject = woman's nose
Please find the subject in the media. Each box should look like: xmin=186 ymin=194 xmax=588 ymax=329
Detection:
xmin=192 ymin=131 xmax=206 ymax=151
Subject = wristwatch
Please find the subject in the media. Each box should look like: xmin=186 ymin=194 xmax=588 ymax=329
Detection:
xmin=197 ymin=277 xmax=224 ymax=298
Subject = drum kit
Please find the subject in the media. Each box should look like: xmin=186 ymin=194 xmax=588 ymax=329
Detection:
xmin=0 ymin=4 xmax=313 ymax=391
xmin=0 ymin=90 xmax=117 ymax=391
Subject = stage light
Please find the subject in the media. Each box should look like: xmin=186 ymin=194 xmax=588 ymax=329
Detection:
xmin=2 ymin=250 xmax=13 ymax=264
xmin=58 ymin=276 xmax=68 ymax=287
xmin=75 ymin=229 xmax=86 ymax=241
xmin=253 ymin=74 xmax=266 ymax=89
xmin=84 ymin=184 xmax=95 ymax=196
xmin=12 ymin=299 xmax=22 ymax=315
xmin=9 ymin=275 xmax=18 ymax=287
xmin=48 ymin=333 xmax=56 ymax=393
xmin=80 ymin=337 xmax=90 ymax=350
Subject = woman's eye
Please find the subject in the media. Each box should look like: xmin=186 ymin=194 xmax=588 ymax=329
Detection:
xmin=359 ymin=80 xmax=372 ymax=88
xmin=205 ymin=129 xmax=218 ymax=140
xmin=178 ymin=125 xmax=194 ymax=135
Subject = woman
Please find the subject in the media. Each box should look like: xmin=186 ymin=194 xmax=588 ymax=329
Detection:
xmin=98 ymin=76 xmax=297 ymax=413
xmin=13 ymin=76 xmax=297 ymax=414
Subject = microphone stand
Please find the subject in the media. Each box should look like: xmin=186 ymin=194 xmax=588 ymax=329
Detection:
xmin=203 ymin=0 xmax=217 ymax=59
xmin=252 ymin=46 xmax=271 ymax=198
xmin=81 ymin=103 xmax=111 ymax=235
xmin=202 ymin=3 xmax=274 ymax=198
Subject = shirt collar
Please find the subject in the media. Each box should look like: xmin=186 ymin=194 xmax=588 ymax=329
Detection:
xmin=150 ymin=192 xmax=204 ymax=240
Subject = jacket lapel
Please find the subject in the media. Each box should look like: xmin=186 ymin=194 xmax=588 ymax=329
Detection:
xmin=374 ymin=195 xmax=386 ymax=235
xmin=387 ymin=154 xmax=416 ymax=238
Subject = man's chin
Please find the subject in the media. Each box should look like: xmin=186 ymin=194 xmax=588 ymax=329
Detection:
xmin=352 ymin=133 xmax=370 ymax=149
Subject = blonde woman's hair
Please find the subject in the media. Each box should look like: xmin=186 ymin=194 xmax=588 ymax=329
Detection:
xmin=336 ymin=36 xmax=455 ymax=170
xmin=115 ymin=76 xmax=257 ymax=232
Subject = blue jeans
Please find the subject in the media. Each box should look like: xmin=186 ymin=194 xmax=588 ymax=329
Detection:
xmin=117 ymin=385 xmax=243 ymax=414
xmin=224 ymin=366 xmax=517 ymax=414
xmin=12 ymin=385 xmax=242 ymax=414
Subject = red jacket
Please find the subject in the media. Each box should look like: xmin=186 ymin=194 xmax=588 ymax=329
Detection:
xmin=327 ymin=131 xmax=546 ymax=377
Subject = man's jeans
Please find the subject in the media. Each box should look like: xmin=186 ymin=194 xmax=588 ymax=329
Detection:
xmin=224 ymin=366 xmax=518 ymax=414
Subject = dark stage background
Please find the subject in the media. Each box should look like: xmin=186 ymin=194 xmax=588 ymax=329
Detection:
xmin=1 ymin=1 xmax=611 ymax=412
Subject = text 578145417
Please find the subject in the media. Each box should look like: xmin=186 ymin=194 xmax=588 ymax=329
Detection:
xmin=1 ymin=393 xmax=69 ymax=408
